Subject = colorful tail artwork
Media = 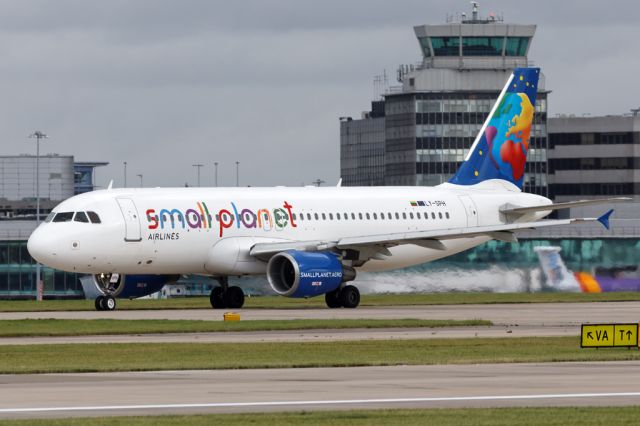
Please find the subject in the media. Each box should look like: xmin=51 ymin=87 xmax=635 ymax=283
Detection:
xmin=449 ymin=67 xmax=540 ymax=189
xmin=535 ymin=246 xmax=640 ymax=293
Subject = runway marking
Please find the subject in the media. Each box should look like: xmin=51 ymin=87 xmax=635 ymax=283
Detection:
xmin=2 ymin=392 xmax=640 ymax=413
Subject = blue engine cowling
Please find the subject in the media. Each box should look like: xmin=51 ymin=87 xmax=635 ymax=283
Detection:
xmin=266 ymin=250 xmax=355 ymax=298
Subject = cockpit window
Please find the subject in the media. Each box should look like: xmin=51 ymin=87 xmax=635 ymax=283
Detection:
xmin=45 ymin=212 xmax=56 ymax=223
xmin=87 ymin=211 xmax=101 ymax=224
xmin=52 ymin=212 xmax=74 ymax=222
xmin=74 ymin=211 xmax=89 ymax=223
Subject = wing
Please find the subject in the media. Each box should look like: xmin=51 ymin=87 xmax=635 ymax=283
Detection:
xmin=250 ymin=214 xmax=607 ymax=259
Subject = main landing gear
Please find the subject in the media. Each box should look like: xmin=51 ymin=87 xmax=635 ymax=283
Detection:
xmin=209 ymin=276 xmax=245 ymax=309
xmin=95 ymin=294 xmax=117 ymax=311
xmin=325 ymin=285 xmax=360 ymax=309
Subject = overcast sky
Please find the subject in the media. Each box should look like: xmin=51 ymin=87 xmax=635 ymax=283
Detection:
xmin=1 ymin=1 xmax=638 ymax=188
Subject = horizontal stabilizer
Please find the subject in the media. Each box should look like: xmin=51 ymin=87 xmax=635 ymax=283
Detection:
xmin=500 ymin=197 xmax=631 ymax=215
xmin=597 ymin=209 xmax=614 ymax=230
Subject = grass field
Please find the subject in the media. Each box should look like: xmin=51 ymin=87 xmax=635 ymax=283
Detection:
xmin=2 ymin=406 xmax=640 ymax=425
xmin=2 ymin=336 xmax=639 ymax=374
xmin=0 ymin=318 xmax=491 ymax=337
xmin=3 ymin=291 xmax=640 ymax=312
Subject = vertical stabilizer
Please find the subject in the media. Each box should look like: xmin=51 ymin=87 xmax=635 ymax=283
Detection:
xmin=534 ymin=246 xmax=581 ymax=292
xmin=449 ymin=68 xmax=540 ymax=190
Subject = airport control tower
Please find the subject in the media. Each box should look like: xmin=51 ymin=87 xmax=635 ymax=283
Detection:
xmin=341 ymin=3 xmax=549 ymax=196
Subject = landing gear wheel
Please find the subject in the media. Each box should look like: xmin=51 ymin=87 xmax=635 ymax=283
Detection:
xmin=340 ymin=285 xmax=360 ymax=308
xmin=325 ymin=289 xmax=342 ymax=308
xmin=95 ymin=295 xmax=105 ymax=311
xmin=102 ymin=295 xmax=117 ymax=311
xmin=225 ymin=286 xmax=245 ymax=309
xmin=210 ymin=287 xmax=225 ymax=309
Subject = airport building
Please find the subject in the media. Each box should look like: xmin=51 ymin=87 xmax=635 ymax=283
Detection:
xmin=0 ymin=155 xmax=107 ymax=298
xmin=548 ymin=114 xmax=640 ymax=201
xmin=340 ymin=5 xmax=549 ymax=196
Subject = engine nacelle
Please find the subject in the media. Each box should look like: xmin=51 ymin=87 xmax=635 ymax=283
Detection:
xmin=266 ymin=250 xmax=355 ymax=298
xmin=83 ymin=274 xmax=179 ymax=299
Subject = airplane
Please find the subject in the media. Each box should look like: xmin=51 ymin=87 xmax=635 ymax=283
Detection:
xmin=27 ymin=67 xmax=627 ymax=311
xmin=535 ymin=246 xmax=640 ymax=293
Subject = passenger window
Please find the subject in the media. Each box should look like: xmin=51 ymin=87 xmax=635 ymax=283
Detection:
xmin=307 ymin=213 xmax=312 ymax=220
xmin=53 ymin=212 xmax=74 ymax=222
xmin=409 ymin=213 xmax=414 ymax=219
xmin=402 ymin=213 xmax=407 ymax=219
xmin=358 ymin=213 xmax=363 ymax=220
xmin=87 ymin=211 xmax=101 ymax=224
xmin=344 ymin=212 xmax=348 ymax=220
xmin=446 ymin=212 xmax=450 ymax=219
xmin=322 ymin=213 xmax=326 ymax=220
xmin=395 ymin=212 xmax=400 ymax=219
xmin=387 ymin=213 xmax=392 ymax=219
xmin=45 ymin=212 xmax=56 ymax=223
xmin=329 ymin=213 xmax=333 ymax=220
xmin=366 ymin=213 xmax=370 ymax=220
xmin=431 ymin=212 xmax=436 ymax=219
xmin=351 ymin=213 xmax=356 ymax=220
xmin=298 ymin=214 xmax=303 ymax=221
xmin=416 ymin=212 xmax=421 ymax=219
xmin=74 ymin=212 xmax=89 ymax=223
xmin=292 ymin=213 xmax=297 ymax=221
xmin=438 ymin=212 xmax=443 ymax=219
xmin=336 ymin=214 xmax=340 ymax=221
xmin=373 ymin=213 xmax=377 ymax=220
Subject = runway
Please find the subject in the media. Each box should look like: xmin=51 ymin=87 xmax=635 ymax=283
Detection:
xmin=2 ymin=301 xmax=640 ymax=326
xmin=1 ymin=362 xmax=640 ymax=419
xmin=3 ymin=302 xmax=640 ymax=419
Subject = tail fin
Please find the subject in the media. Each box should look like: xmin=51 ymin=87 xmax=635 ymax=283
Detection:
xmin=449 ymin=67 xmax=540 ymax=190
xmin=533 ymin=246 xmax=581 ymax=292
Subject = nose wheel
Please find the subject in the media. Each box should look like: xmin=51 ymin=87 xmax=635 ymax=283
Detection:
xmin=95 ymin=295 xmax=117 ymax=311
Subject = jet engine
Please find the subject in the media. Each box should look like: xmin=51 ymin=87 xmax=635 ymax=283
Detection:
xmin=266 ymin=250 xmax=355 ymax=298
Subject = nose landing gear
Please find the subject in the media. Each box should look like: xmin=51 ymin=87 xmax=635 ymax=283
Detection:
xmin=95 ymin=294 xmax=117 ymax=311
xmin=209 ymin=277 xmax=245 ymax=309
xmin=93 ymin=273 xmax=121 ymax=311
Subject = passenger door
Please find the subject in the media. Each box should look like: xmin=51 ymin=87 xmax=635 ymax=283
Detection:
xmin=116 ymin=198 xmax=142 ymax=242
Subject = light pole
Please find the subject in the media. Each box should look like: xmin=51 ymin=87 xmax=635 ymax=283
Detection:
xmin=28 ymin=131 xmax=48 ymax=302
xmin=235 ymin=161 xmax=240 ymax=187
xmin=137 ymin=174 xmax=143 ymax=187
xmin=123 ymin=162 xmax=128 ymax=188
xmin=214 ymin=162 xmax=219 ymax=187
xmin=193 ymin=164 xmax=203 ymax=187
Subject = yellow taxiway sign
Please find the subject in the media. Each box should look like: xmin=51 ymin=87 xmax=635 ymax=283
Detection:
xmin=581 ymin=323 xmax=638 ymax=348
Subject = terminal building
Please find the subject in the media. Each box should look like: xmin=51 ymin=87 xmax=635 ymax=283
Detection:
xmin=0 ymin=155 xmax=107 ymax=298
xmin=341 ymin=4 xmax=549 ymax=196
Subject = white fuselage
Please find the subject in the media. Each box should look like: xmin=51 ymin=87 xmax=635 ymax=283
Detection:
xmin=27 ymin=183 xmax=551 ymax=277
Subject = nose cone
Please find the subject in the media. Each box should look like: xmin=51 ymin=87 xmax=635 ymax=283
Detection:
xmin=27 ymin=225 xmax=56 ymax=266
